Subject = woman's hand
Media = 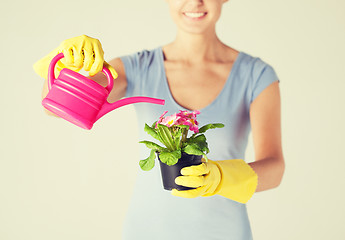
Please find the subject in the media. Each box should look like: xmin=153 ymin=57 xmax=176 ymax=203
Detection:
xmin=33 ymin=35 xmax=117 ymax=79
xmin=172 ymin=160 xmax=221 ymax=198
xmin=172 ymin=159 xmax=258 ymax=204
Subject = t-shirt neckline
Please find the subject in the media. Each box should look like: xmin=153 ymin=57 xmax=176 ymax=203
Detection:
xmin=157 ymin=46 xmax=243 ymax=112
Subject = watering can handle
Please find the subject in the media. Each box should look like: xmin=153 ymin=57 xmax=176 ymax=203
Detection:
xmin=47 ymin=53 xmax=114 ymax=92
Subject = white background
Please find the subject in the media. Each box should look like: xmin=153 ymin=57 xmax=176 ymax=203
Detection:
xmin=1 ymin=0 xmax=344 ymax=239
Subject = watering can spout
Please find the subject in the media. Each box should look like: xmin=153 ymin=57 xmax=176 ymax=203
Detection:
xmin=96 ymin=97 xmax=165 ymax=121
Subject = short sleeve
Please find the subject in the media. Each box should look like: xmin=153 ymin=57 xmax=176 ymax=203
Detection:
xmin=250 ymin=59 xmax=279 ymax=103
xmin=120 ymin=50 xmax=157 ymax=97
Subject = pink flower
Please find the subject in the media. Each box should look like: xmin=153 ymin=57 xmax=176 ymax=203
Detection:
xmin=161 ymin=113 xmax=180 ymax=127
xmin=178 ymin=118 xmax=199 ymax=133
xmin=176 ymin=110 xmax=200 ymax=119
xmin=175 ymin=110 xmax=200 ymax=133
xmin=156 ymin=110 xmax=200 ymax=133
xmin=156 ymin=111 xmax=168 ymax=128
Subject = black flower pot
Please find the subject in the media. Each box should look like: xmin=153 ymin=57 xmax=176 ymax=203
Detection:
xmin=158 ymin=152 xmax=203 ymax=191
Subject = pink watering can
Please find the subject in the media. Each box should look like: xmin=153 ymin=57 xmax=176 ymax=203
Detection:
xmin=42 ymin=53 xmax=165 ymax=130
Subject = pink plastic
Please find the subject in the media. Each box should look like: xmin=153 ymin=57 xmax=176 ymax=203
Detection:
xmin=42 ymin=53 xmax=165 ymax=130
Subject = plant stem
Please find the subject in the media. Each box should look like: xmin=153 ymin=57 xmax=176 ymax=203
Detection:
xmin=181 ymin=129 xmax=187 ymax=147
xmin=158 ymin=125 xmax=176 ymax=151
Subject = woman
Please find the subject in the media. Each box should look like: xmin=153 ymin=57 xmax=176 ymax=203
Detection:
xmin=35 ymin=0 xmax=285 ymax=239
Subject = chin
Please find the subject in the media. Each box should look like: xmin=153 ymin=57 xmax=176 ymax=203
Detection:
xmin=179 ymin=24 xmax=215 ymax=35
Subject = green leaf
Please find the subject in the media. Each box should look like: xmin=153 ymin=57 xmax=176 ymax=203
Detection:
xmin=144 ymin=124 xmax=162 ymax=142
xmin=159 ymin=150 xmax=181 ymax=166
xmin=174 ymin=128 xmax=183 ymax=149
xmin=183 ymin=144 xmax=204 ymax=156
xmin=139 ymin=141 xmax=165 ymax=151
xmin=151 ymin=121 xmax=157 ymax=129
xmin=139 ymin=149 xmax=156 ymax=171
xmin=194 ymin=135 xmax=209 ymax=153
xmin=197 ymin=123 xmax=224 ymax=135
xmin=189 ymin=134 xmax=207 ymax=142
xmin=187 ymin=134 xmax=209 ymax=153
xmin=157 ymin=124 xmax=176 ymax=151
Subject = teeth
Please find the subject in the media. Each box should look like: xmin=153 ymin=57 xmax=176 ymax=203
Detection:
xmin=184 ymin=12 xmax=206 ymax=18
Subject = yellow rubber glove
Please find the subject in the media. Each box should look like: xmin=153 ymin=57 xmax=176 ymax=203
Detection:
xmin=172 ymin=159 xmax=258 ymax=204
xmin=33 ymin=35 xmax=118 ymax=79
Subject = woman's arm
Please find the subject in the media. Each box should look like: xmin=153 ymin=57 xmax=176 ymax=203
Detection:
xmin=107 ymin=58 xmax=127 ymax=103
xmin=171 ymin=81 xmax=284 ymax=202
xmin=249 ymin=81 xmax=285 ymax=192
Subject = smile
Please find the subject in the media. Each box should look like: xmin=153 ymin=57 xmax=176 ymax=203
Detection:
xmin=183 ymin=12 xmax=207 ymax=19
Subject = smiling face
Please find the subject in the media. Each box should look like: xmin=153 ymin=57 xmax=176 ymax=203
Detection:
xmin=166 ymin=0 xmax=228 ymax=35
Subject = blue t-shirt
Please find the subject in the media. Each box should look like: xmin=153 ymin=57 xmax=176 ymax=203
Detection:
xmin=120 ymin=47 xmax=279 ymax=240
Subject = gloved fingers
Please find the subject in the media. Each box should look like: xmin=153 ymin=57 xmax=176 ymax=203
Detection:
xmin=83 ymin=41 xmax=95 ymax=72
xmin=104 ymin=61 xmax=119 ymax=79
xmin=200 ymin=179 xmax=219 ymax=197
xmin=59 ymin=36 xmax=79 ymax=64
xmin=59 ymin=36 xmax=85 ymax=68
xmin=171 ymin=185 xmax=207 ymax=198
xmin=34 ymin=35 xmax=110 ymax=78
xmin=55 ymin=59 xmax=81 ymax=77
xmin=83 ymin=52 xmax=94 ymax=72
xmin=180 ymin=163 xmax=209 ymax=176
xmin=89 ymin=43 xmax=104 ymax=76
xmin=175 ymin=176 xmax=205 ymax=188
xmin=72 ymin=46 xmax=84 ymax=69
xmin=55 ymin=60 xmax=65 ymax=72
xmin=61 ymin=48 xmax=75 ymax=66
xmin=91 ymin=38 xmax=105 ymax=56
xmin=89 ymin=57 xmax=103 ymax=76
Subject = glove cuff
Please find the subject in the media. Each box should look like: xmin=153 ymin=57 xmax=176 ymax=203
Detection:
xmin=212 ymin=159 xmax=258 ymax=204
xmin=33 ymin=54 xmax=52 ymax=79
xmin=33 ymin=47 xmax=62 ymax=79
